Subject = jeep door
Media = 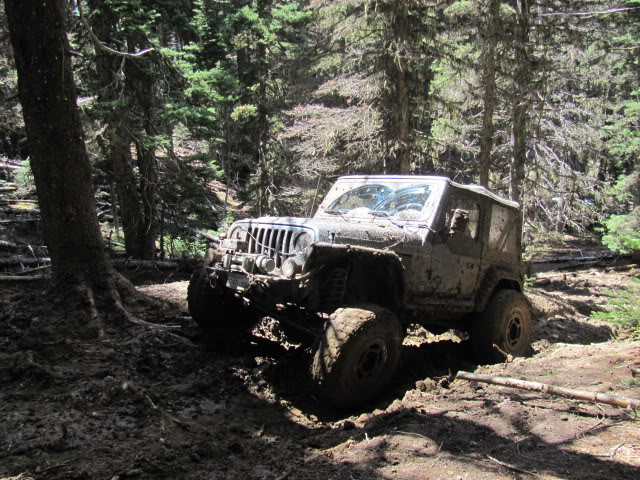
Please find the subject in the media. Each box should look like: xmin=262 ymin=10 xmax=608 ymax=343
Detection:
xmin=420 ymin=187 xmax=484 ymax=299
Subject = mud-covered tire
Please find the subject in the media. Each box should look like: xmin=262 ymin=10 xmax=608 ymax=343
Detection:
xmin=472 ymin=289 xmax=532 ymax=364
xmin=187 ymin=265 xmax=247 ymax=329
xmin=311 ymin=305 xmax=403 ymax=409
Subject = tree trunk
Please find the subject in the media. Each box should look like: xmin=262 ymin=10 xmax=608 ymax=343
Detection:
xmin=255 ymin=0 xmax=272 ymax=216
xmin=4 ymin=0 xmax=113 ymax=284
xmin=126 ymin=42 xmax=158 ymax=260
xmin=478 ymin=0 xmax=500 ymax=188
xmin=510 ymin=0 xmax=531 ymax=203
xmin=381 ymin=1 xmax=411 ymax=175
xmin=88 ymin=0 xmax=148 ymax=259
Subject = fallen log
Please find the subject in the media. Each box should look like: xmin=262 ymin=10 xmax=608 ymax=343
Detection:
xmin=0 ymin=275 xmax=46 ymax=281
xmin=0 ymin=256 xmax=50 ymax=266
xmin=195 ymin=229 xmax=220 ymax=244
xmin=0 ymin=164 xmax=21 ymax=171
xmin=0 ymin=186 xmax=17 ymax=192
xmin=0 ymin=240 xmax=22 ymax=251
xmin=0 ymin=217 xmax=40 ymax=224
xmin=0 ymin=240 xmax=47 ymax=255
xmin=113 ymin=258 xmax=181 ymax=270
xmin=0 ymin=199 xmax=38 ymax=205
xmin=0 ymin=206 xmax=40 ymax=215
xmin=456 ymin=371 xmax=640 ymax=410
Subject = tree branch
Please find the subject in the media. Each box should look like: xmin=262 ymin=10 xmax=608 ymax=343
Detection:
xmin=76 ymin=2 xmax=155 ymax=58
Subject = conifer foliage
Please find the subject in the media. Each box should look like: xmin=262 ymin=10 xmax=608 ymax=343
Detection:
xmin=1 ymin=0 xmax=639 ymax=259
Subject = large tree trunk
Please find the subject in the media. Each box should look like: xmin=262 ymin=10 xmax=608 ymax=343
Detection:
xmin=478 ymin=0 xmax=500 ymax=188
xmin=4 ymin=0 xmax=113 ymax=284
xmin=126 ymin=44 xmax=158 ymax=260
xmin=381 ymin=1 xmax=411 ymax=175
xmin=88 ymin=0 xmax=148 ymax=259
xmin=510 ymin=0 xmax=531 ymax=203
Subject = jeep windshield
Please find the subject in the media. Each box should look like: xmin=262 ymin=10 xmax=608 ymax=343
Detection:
xmin=317 ymin=177 xmax=445 ymax=222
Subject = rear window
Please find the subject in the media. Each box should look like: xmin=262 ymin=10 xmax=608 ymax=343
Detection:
xmin=489 ymin=204 xmax=518 ymax=254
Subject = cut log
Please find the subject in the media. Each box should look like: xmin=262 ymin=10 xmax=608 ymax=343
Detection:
xmin=456 ymin=371 xmax=640 ymax=409
xmin=195 ymin=229 xmax=220 ymax=244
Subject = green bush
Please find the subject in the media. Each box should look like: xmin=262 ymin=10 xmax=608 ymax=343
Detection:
xmin=591 ymin=277 xmax=640 ymax=338
xmin=600 ymin=210 xmax=640 ymax=254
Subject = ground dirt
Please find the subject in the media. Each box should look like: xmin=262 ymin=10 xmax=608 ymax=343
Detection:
xmin=1 ymin=263 xmax=639 ymax=480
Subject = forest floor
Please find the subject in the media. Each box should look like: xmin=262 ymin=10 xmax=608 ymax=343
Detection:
xmin=0 ymin=260 xmax=639 ymax=480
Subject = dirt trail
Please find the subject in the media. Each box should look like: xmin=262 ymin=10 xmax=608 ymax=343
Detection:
xmin=0 ymin=263 xmax=639 ymax=480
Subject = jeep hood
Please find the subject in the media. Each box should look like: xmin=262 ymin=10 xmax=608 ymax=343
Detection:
xmin=233 ymin=216 xmax=424 ymax=252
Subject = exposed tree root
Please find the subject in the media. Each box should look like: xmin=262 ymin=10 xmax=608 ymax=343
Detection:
xmin=46 ymin=269 xmax=188 ymax=344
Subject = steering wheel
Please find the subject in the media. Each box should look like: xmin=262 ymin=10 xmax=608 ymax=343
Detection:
xmin=390 ymin=203 xmax=423 ymax=215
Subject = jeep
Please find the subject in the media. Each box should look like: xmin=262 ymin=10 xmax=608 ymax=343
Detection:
xmin=189 ymin=175 xmax=532 ymax=408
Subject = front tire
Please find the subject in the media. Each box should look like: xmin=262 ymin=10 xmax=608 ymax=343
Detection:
xmin=311 ymin=305 xmax=403 ymax=409
xmin=472 ymin=289 xmax=532 ymax=364
xmin=187 ymin=265 xmax=248 ymax=329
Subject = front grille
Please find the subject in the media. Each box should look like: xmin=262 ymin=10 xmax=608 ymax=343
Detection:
xmin=246 ymin=226 xmax=296 ymax=268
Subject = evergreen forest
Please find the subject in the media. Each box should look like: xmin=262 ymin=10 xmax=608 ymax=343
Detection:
xmin=2 ymin=0 xmax=639 ymax=261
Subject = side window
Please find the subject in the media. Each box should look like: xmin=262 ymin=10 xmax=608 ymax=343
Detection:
xmin=445 ymin=195 xmax=481 ymax=240
xmin=489 ymin=204 xmax=518 ymax=253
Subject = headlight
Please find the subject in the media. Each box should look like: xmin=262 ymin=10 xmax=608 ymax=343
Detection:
xmin=293 ymin=232 xmax=313 ymax=253
xmin=229 ymin=227 xmax=248 ymax=241
xmin=282 ymin=257 xmax=303 ymax=278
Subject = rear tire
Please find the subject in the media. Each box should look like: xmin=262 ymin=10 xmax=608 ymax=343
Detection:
xmin=472 ymin=290 xmax=532 ymax=364
xmin=311 ymin=305 xmax=403 ymax=409
xmin=187 ymin=265 xmax=248 ymax=329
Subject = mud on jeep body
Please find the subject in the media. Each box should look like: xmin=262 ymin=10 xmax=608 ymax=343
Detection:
xmin=189 ymin=175 xmax=532 ymax=408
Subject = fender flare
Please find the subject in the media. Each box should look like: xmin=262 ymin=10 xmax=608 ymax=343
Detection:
xmin=474 ymin=267 xmax=524 ymax=311
xmin=305 ymin=242 xmax=406 ymax=310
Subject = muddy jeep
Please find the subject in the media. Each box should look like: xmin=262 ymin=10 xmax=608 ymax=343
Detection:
xmin=189 ymin=175 xmax=531 ymax=408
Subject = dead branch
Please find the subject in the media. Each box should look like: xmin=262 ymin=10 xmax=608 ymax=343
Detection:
xmin=76 ymin=2 xmax=155 ymax=58
xmin=456 ymin=371 xmax=640 ymax=409
xmin=486 ymin=455 xmax=536 ymax=475
xmin=13 ymin=265 xmax=51 ymax=275
xmin=0 ymin=186 xmax=17 ymax=192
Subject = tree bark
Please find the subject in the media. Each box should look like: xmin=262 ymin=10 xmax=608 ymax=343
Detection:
xmin=4 ymin=0 xmax=113 ymax=284
xmin=478 ymin=0 xmax=500 ymax=188
xmin=381 ymin=1 xmax=411 ymax=175
xmin=510 ymin=0 xmax=531 ymax=203
xmin=88 ymin=0 xmax=148 ymax=259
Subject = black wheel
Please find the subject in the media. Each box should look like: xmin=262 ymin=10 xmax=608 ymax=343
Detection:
xmin=311 ymin=305 xmax=403 ymax=409
xmin=472 ymin=290 xmax=532 ymax=364
xmin=187 ymin=265 xmax=248 ymax=329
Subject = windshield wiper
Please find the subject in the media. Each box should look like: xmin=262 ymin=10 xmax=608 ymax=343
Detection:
xmin=370 ymin=211 xmax=404 ymax=229
xmin=324 ymin=209 xmax=351 ymax=222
